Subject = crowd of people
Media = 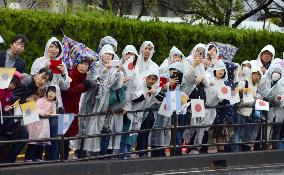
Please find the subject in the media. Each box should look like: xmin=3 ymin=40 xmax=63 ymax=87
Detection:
xmin=0 ymin=34 xmax=284 ymax=163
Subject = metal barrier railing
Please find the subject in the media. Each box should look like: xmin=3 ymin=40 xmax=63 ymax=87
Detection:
xmin=0 ymin=105 xmax=284 ymax=167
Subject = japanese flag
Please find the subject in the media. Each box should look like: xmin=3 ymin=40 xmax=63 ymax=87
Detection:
xmin=218 ymin=85 xmax=231 ymax=100
xmin=0 ymin=68 xmax=16 ymax=89
xmin=255 ymin=99 xmax=269 ymax=111
xmin=122 ymin=56 xmax=135 ymax=77
xmin=158 ymin=99 xmax=173 ymax=118
xmin=21 ymin=101 xmax=40 ymax=125
xmin=191 ymin=99 xmax=205 ymax=118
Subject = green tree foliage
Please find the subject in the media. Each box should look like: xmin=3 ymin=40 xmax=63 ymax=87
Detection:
xmin=0 ymin=8 xmax=283 ymax=72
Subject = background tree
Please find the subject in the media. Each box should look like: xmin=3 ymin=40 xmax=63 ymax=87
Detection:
xmin=156 ymin=0 xmax=273 ymax=28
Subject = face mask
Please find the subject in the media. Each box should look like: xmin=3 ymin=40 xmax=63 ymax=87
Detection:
xmin=242 ymin=67 xmax=251 ymax=77
xmin=271 ymin=72 xmax=281 ymax=81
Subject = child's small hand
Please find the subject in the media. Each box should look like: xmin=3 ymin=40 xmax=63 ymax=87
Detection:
xmin=57 ymin=64 xmax=65 ymax=74
xmin=46 ymin=60 xmax=51 ymax=68
xmin=106 ymin=64 xmax=112 ymax=70
xmin=195 ymin=75 xmax=203 ymax=84
xmin=123 ymin=77 xmax=130 ymax=83
xmin=161 ymin=84 xmax=167 ymax=92
xmin=147 ymin=88 xmax=156 ymax=94
xmin=117 ymin=65 xmax=123 ymax=72
xmin=44 ymin=112 xmax=51 ymax=117
xmin=169 ymin=77 xmax=179 ymax=86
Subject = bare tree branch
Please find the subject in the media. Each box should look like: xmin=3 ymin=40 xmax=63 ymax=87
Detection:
xmin=157 ymin=0 xmax=220 ymax=24
xmin=232 ymin=0 xmax=273 ymax=28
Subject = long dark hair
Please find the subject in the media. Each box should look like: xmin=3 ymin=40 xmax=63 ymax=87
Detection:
xmin=45 ymin=86 xmax=56 ymax=101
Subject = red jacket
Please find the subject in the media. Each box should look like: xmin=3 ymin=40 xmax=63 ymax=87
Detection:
xmin=61 ymin=66 xmax=89 ymax=137
xmin=0 ymin=89 xmax=13 ymax=113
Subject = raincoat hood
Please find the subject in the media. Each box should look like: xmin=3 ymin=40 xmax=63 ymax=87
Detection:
xmin=44 ymin=37 xmax=63 ymax=60
xmin=213 ymin=60 xmax=226 ymax=70
xmin=255 ymin=44 xmax=275 ymax=66
xmin=168 ymin=62 xmax=184 ymax=73
xmin=241 ymin=60 xmax=251 ymax=66
xmin=205 ymin=43 xmax=220 ymax=60
xmin=186 ymin=43 xmax=206 ymax=63
xmin=267 ymin=63 xmax=282 ymax=81
xmin=212 ymin=60 xmax=227 ymax=80
xmin=142 ymin=65 xmax=159 ymax=88
xmin=139 ymin=41 xmax=155 ymax=62
xmin=122 ymin=45 xmax=138 ymax=64
xmin=168 ymin=46 xmax=185 ymax=64
xmin=98 ymin=36 xmax=118 ymax=52
xmin=99 ymin=44 xmax=115 ymax=57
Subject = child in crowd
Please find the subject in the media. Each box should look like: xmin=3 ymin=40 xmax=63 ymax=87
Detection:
xmin=25 ymin=86 xmax=56 ymax=161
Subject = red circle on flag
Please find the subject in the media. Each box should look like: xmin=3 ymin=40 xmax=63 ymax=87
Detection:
xmin=259 ymin=101 xmax=266 ymax=106
xmin=195 ymin=104 xmax=202 ymax=112
xmin=221 ymin=86 xmax=228 ymax=94
xmin=128 ymin=63 xmax=134 ymax=70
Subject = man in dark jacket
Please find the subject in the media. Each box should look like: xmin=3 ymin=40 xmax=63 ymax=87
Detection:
xmin=0 ymin=34 xmax=28 ymax=73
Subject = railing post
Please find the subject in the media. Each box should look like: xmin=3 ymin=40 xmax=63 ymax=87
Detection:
xmin=262 ymin=111 xmax=268 ymax=150
xmin=170 ymin=111 xmax=177 ymax=156
xmin=59 ymin=135 xmax=65 ymax=162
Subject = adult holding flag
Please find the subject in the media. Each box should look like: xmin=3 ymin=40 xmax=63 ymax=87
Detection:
xmin=0 ymin=34 xmax=28 ymax=73
xmin=1 ymin=67 xmax=53 ymax=163
xmin=30 ymin=36 xmax=70 ymax=161
xmin=259 ymin=63 xmax=284 ymax=149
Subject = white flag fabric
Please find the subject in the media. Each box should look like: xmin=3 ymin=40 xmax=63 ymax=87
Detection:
xmin=158 ymin=99 xmax=173 ymax=117
xmin=229 ymin=91 xmax=240 ymax=105
xmin=110 ymin=60 xmax=121 ymax=67
xmin=255 ymin=99 xmax=269 ymax=111
xmin=191 ymin=99 xmax=205 ymax=118
xmin=218 ymin=85 xmax=231 ymax=100
xmin=243 ymin=93 xmax=255 ymax=103
xmin=0 ymin=68 xmax=16 ymax=89
xmin=21 ymin=101 xmax=40 ymax=125
xmin=122 ymin=56 xmax=135 ymax=77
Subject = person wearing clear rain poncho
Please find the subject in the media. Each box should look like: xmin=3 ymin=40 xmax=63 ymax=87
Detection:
xmin=250 ymin=44 xmax=275 ymax=74
xmin=237 ymin=67 xmax=262 ymax=151
xmin=104 ymin=45 xmax=139 ymax=156
xmin=136 ymin=41 xmax=159 ymax=78
xmin=183 ymin=43 xmax=210 ymax=97
xmin=150 ymin=62 xmax=185 ymax=157
xmin=97 ymin=36 xmax=120 ymax=60
xmin=30 ymin=36 xmax=70 ymax=160
xmin=159 ymin=46 xmax=185 ymax=75
xmin=191 ymin=60 xmax=227 ymax=154
xmin=123 ymin=65 xmax=165 ymax=158
xmin=79 ymin=44 xmax=123 ymax=155
xmin=30 ymin=37 xmax=70 ymax=109
xmin=259 ymin=62 xmax=284 ymax=149
xmin=204 ymin=43 xmax=220 ymax=78
xmin=240 ymin=60 xmax=252 ymax=81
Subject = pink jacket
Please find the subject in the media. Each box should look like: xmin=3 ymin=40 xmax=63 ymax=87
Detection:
xmin=27 ymin=97 xmax=56 ymax=144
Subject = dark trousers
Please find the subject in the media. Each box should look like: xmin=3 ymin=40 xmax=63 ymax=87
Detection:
xmin=25 ymin=144 xmax=44 ymax=161
xmin=136 ymin=112 xmax=155 ymax=157
xmin=2 ymin=123 xmax=29 ymax=163
xmin=45 ymin=117 xmax=59 ymax=160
